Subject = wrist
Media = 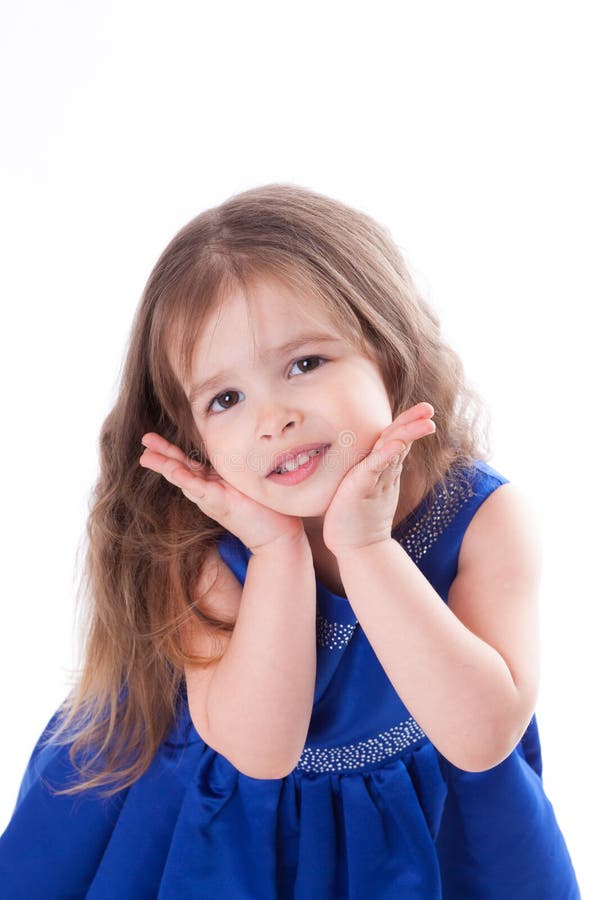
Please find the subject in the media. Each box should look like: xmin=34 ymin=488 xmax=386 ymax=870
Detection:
xmin=333 ymin=537 xmax=397 ymax=563
xmin=249 ymin=529 xmax=311 ymax=559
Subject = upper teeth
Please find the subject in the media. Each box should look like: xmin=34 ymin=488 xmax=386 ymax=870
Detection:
xmin=275 ymin=447 xmax=321 ymax=474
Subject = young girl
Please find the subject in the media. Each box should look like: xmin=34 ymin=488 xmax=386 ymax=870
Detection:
xmin=0 ymin=184 xmax=580 ymax=899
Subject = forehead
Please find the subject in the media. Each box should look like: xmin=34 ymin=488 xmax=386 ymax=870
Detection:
xmin=167 ymin=269 xmax=370 ymax=397
xmin=196 ymin=275 xmax=344 ymax=359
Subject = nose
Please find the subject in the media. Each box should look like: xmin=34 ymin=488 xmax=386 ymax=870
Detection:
xmin=257 ymin=403 xmax=302 ymax=441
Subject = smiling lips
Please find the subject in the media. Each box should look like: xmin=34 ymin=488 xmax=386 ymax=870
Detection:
xmin=267 ymin=444 xmax=330 ymax=485
xmin=269 ymin=442 xmax=330 ymax=475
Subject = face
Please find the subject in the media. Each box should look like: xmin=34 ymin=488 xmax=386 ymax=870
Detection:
xmin=181 ymin=275 xmax=395 ymax=532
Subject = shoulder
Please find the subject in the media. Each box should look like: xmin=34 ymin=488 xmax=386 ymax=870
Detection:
xmin=457 ymin=476 xmax=543 ymax=578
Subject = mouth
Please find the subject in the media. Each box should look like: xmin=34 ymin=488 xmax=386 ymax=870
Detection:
xmin=267 ymin=444 xmax=330 ymax=485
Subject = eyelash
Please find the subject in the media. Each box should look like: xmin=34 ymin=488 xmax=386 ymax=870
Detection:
xmin=206 ymin=355 xmax=328 ymax=415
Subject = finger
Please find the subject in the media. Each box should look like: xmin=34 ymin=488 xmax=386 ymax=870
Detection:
xmin=141 ymin=432 xmax=195 ymax=468
xmin=385 ymin=440 xmax=412 ymax=479
xmin=374 ymin=415 xmax=434 ymax=451
xmin=364 ymin=439 xmax=409 ymax=479
xmin=384 ymin=439 xmax=410 ymax=466
xmin=181 ymin=486 xmax=208 ymax=505
xmin=369 ymin=441 xmax=413 ymax=491
xmin=140 ymin=449 xmax=209 ymax=498
xmin=393 ymin=417 xmax=435 ymax=442
xmin=393 ymin=402 xmax=434 ymax=426
xmin=141 ymin=438 xmax=210 ymax=480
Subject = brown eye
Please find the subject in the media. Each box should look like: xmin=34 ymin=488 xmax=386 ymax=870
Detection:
xmin=208 ymin=390 xmax=242 ymax=413
xmin=290 ymin=355 xmax=326 ymax=375
xmin=206 ymin=357 xmax=326 ymax=416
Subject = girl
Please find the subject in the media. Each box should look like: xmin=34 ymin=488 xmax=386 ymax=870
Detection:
xmin=0 ymin=184 xmax=580 ymax=898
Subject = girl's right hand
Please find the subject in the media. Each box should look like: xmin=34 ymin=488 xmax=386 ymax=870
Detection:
xmin=139 ymin=433 xmax=307 ymax=554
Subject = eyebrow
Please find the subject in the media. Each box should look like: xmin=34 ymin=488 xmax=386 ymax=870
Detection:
xmin=188 ymin=332 xmax=339 ymax=406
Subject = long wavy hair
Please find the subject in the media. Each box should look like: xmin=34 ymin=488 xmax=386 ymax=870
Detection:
xmin=41 ymin=182 xmax=492 ymax=796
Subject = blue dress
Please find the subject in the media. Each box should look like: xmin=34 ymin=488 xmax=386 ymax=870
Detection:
xmin=0 ymin=460 xmax=581 ymax=898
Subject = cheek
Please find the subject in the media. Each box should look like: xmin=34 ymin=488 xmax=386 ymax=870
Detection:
xmin=364 ymin=385 xmax=394 ymax=426
xmin=209 ymin=447 xmax=258 ymax=484
xmin=343 ymin=392 xmax=391 ymax=442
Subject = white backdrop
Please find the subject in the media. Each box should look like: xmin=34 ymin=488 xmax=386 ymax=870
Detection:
xmin=1 ymin=2 xmax=597 ymax=894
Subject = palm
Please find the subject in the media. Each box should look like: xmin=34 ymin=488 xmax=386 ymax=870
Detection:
xmin=195 ymin=474 xmax=303 ymax=550
xmin=140 ymin=433 xmax=305 ymax=552
xmin=322 ymin=458 xmax=377 ymax=550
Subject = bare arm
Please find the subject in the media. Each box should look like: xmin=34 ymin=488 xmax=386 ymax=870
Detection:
xmin=190 ymin=533 xmax=317 ymax=779
xmin=335 ymin=485 xmax=541 ymax=772
xmin=138 ymin=432 xmax=318 ymax=779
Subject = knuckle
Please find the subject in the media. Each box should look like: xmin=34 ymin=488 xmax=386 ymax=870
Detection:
xmin=183 ymin=487 xmax=206 ymax=504
xmin=167 ymin=459 xmax=185 ymax=479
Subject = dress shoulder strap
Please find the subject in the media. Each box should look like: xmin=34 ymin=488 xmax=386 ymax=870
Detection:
xmin=399 ymin=459 xmax=510 ymax=602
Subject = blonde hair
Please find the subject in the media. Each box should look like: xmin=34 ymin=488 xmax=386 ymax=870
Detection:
xmin=41 ymin=182 xmax=492 ymax=796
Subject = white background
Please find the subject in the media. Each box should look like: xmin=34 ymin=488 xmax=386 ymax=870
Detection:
xmin=1 ymin=1 xmax=597 ymax=894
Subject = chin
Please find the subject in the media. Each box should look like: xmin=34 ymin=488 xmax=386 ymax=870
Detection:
xmin=269 ymin=492 xmax=333 ymax=519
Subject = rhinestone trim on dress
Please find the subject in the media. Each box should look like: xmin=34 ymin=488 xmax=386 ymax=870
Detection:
xmin=315 ymin=473 xmax=475 ymax=649
xmin=316 ymin=614 xmax=356 ymax=649
xmin=399 ymin=474 xmax=475 ymax=563
xmin=295 ymin=717 xmax=427 ymax=773
xmin=299 ymin=470 xmax=479 ymax=774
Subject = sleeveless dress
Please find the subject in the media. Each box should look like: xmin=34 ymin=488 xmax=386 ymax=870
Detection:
xmin=0 ymin=460 xmax=581 ymax=899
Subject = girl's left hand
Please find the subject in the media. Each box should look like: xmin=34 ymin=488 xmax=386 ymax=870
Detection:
xmin=322 ymin=402 xmax=436 ymax=556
